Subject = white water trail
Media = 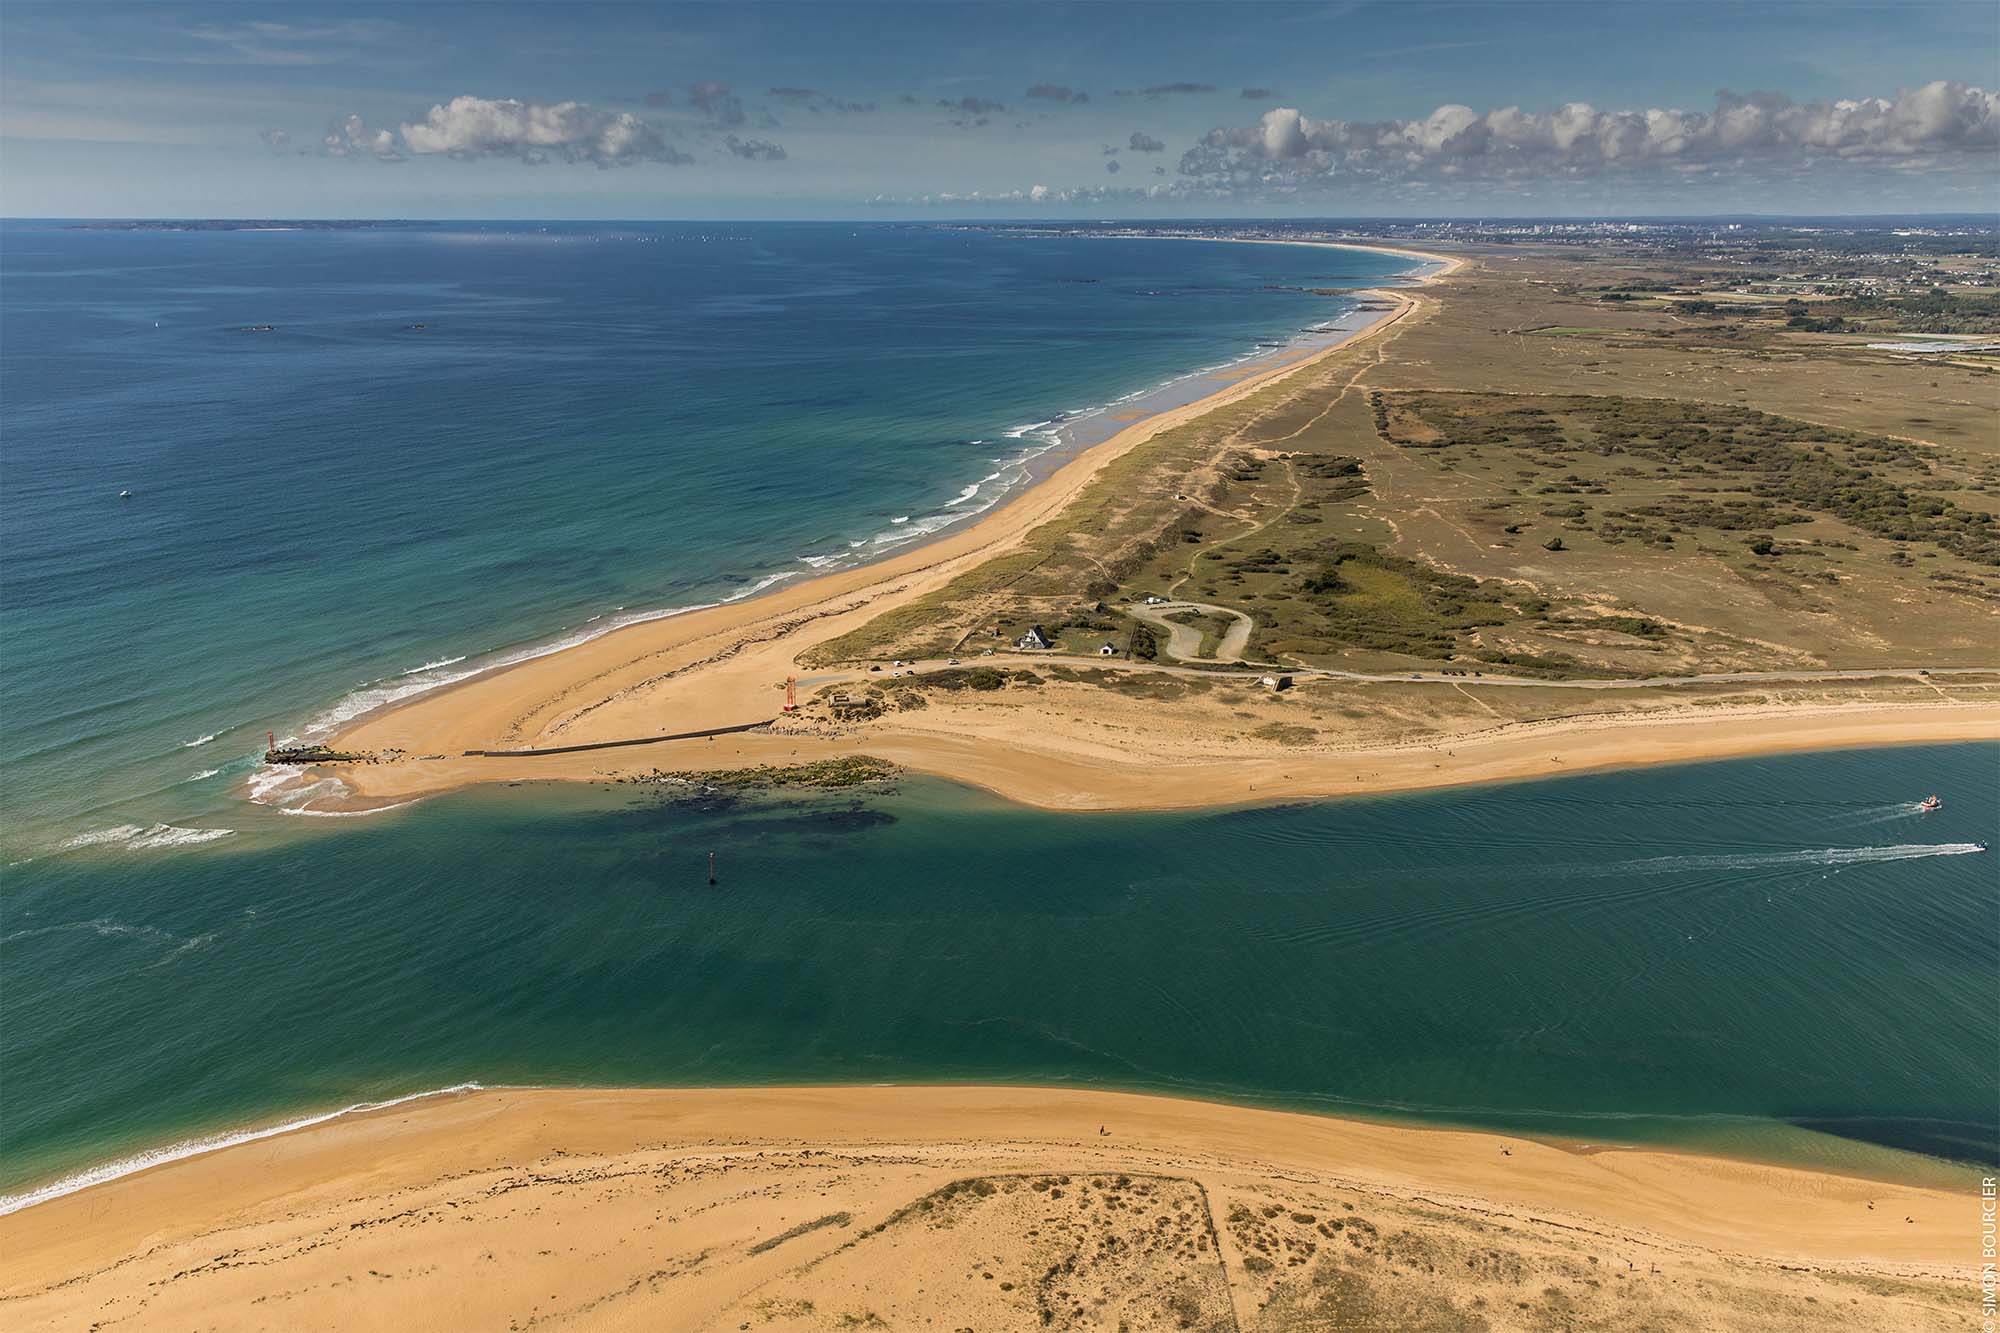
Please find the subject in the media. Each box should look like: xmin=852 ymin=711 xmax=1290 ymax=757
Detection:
xmin=1623 ymin=844 xmax=1986 ymax=874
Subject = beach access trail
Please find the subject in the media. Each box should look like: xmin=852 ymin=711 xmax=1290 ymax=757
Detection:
xmin=0 ymin=1086 xmax=1977 ymax=1331
xmin=293 ymin=244 xmax=1998 ymax=815
xmin=305 ymin=247 xmax=1449 ymax=804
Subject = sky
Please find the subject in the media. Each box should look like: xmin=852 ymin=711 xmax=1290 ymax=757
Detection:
xmin=2 ymin=0 xmax=1996 ymax=219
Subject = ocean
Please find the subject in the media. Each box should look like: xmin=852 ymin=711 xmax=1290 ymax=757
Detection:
xmin=0 ymin=221 xmax=1411 ymax=857
xmin=2 ymin=223 xmax=1994 ymax=1207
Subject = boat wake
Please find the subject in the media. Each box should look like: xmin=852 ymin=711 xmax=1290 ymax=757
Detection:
xmin=1846 ymin=802 xmax=1932 ymax=827
xmin=1616 ymin=843 xmax=1986 ymax=874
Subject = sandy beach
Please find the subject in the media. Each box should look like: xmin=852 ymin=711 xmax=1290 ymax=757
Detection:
xmin=0 ymin=1085 xmax=1979 ymax=1331
xmin=280 ymin=240 xmax=1995 ymax=817
xmin=297 ymin=244 xmax=1472 ymax=808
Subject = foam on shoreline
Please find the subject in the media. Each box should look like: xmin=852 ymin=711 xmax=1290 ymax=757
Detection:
xmin=277 ymin=260 xmax=1415 ymax=756
xmin=292 ymin=570 xmax=799 ymax=743
xmin=0 ymin=1082 xmax=488 ymax=1217
xmin=778 ymin=290 xmax=1401 ymax=577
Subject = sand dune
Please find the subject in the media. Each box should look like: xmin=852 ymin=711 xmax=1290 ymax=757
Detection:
xmin=300 ymin=251 xmax=1480 ymax=813
xmin=0 ymin=1086 xmax=1978 ymax=1331
xmin=269 ymin=244 xmax=1997 ymax=819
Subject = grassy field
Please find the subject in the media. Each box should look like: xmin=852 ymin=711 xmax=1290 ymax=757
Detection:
xmin=807 ymin=243 xmax=1998 ymax=697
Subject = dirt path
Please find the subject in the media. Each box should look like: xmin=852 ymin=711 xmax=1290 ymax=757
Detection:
xmin=1127 ymin=600 xmax=1256 ymax=663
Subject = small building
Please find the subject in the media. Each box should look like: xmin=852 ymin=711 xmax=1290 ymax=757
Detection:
xmin=1098 ymin=642 xmax=1118 ymax=657
xmin=1261 ymin=674 xmax=1293 ymax=691
xmin=1015 ymin=626 xmax=1053 ymax=651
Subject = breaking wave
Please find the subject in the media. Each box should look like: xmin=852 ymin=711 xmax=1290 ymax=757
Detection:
xmin=0 ymin=1083 xmax=488 ymax=1217
xmin=56 ymin=824 xmax=235 ymax=853
xmin=295 ymin=572 xmax=796 ymax=740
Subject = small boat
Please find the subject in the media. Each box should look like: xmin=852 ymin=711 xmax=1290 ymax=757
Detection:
xmin=1918 ymin=794 xmax=1942 ymax=813
xmin=1974 ymin=842 xmax=1989 ymax=854
xmin=118 ymin=489 xmax=132 ymax=499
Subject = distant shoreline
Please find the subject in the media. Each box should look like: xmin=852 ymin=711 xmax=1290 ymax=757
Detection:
xmin=280 ymin=241 xmax=1455 ymax=811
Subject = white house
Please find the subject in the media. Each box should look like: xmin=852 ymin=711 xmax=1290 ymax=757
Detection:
xmin=1015 ymin=626 xmax=1053 ymax=651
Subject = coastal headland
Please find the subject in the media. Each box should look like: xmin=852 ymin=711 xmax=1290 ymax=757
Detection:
xmin=0 ymin=1085 xmax=1982 ymax=1331
xmin=13 ymin=232 xmax=1995 ymax=1329
xmin=277 ymin=239 xmax=1997 ymax=814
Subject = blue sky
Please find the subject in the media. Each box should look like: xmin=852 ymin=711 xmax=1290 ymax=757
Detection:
xmin=3 ymin=1 xmax=1995 ymax=218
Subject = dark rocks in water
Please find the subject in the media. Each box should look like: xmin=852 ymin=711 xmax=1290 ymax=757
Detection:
xmin=803 ymin=805 xmax=898 ymax=834
xmin=629 ymin=755 xmax=900 ymax=793
xmin=265 ymin=744 xmax=373 ymax=764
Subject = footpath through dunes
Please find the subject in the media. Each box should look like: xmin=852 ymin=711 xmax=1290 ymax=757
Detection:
xmin=0 ymin=1087 xmax=1977 ymax=1332
xmin=295 ymin=236 xmax=2000 ymax=815
xmin=302 ymin=251 xmax=1449 ymax=809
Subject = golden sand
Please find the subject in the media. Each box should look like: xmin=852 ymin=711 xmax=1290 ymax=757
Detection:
xmin=280 ymin=241 xmax=1991 ymax=817
xmin=300 ymin=248 xmax=1484 ymax=811
xmin=1 ymin=1086 xmax=1980 ymax=1331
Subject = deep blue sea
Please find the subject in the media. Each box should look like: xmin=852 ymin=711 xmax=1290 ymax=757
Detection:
xmin=2 ymin=223 xmax=1994 ymax=1208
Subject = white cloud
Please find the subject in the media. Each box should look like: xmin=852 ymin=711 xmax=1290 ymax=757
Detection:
xmin=318 ymin=96 xmax=691 ymax=167
xmin=322 ymin=113 xmax=402 ymax=161
xmin=1183 ymin=82 xmax=2000 ymax=187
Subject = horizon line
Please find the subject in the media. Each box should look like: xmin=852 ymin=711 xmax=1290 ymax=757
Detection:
xmin=8 ymin=211 xmax=1999 ymax=225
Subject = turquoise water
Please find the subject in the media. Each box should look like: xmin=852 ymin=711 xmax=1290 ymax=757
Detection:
xmin=3 ymin=744 xmax=1995 ymax=1201
xmin=1 ymin=221 xmax=1412 ymax=857
xmin=3 ymin=223 xmax=1993 ymax=1207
